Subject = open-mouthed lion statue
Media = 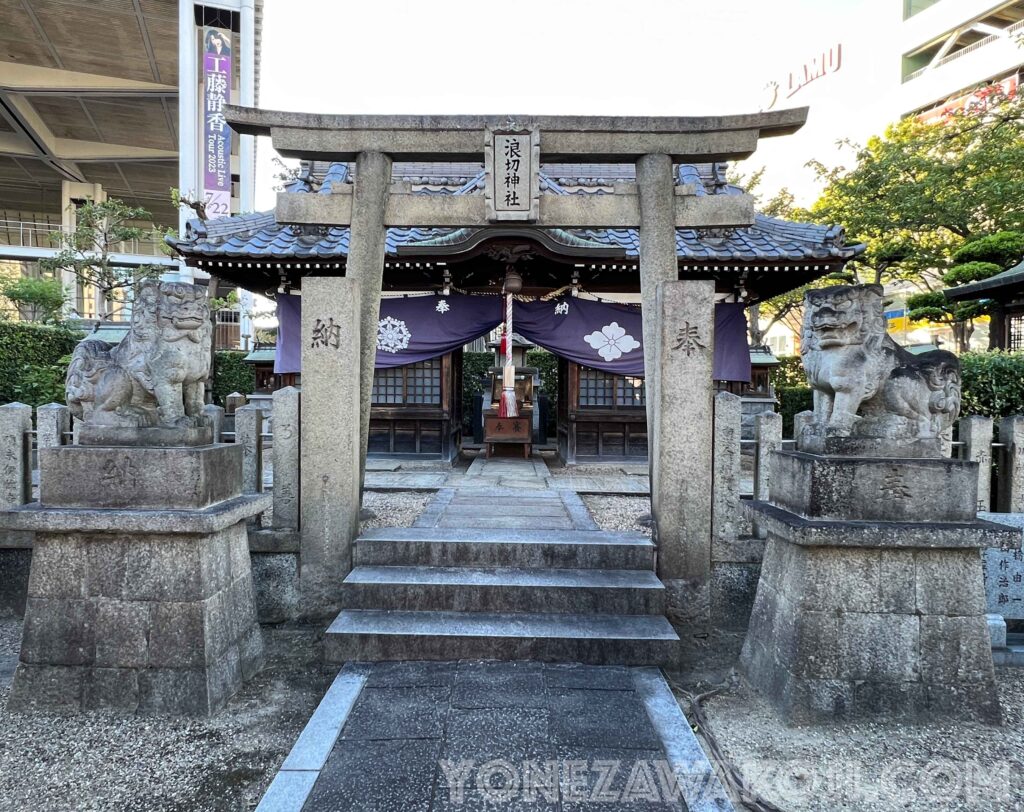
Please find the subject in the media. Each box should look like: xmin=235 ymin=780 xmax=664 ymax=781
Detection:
xmin=66 ymin=280 xmax=212 ymax=428
xmin=800 ymin=284 xmax=960 ymax=442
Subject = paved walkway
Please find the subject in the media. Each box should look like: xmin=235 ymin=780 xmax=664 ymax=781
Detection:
xmin=363 ymin=456 xmax=653 ymax=495
xmin=256 ymin=661 xmax=733 ymax=812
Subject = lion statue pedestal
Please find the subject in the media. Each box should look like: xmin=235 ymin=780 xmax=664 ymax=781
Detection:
xmin=2 ymin=281 xmax=269 ymax=715
xmin=739 ymin=284 xmax=1013 ymax=725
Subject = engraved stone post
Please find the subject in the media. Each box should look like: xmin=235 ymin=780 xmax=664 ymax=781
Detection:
xmin=654 ymin=280 xmax=715 ymax=623
xmin=203 ymin=404 xmax=225 ymax=443
xmin=235 ymin=404 xmax=263 ymax=495
xmin=754 ymin=411 xmax=783 ymax=538
xmin=300 ymin=276 xmax=361 ymax=618
xmin=36 ymin=403 xmax=69 ymax=450
xmin=998 ymin=416 xmax=1024 ymax=513
xmin=960 ymin=415 xmax=993 ymax=512
xmin=272 ymin=386 xmax=300 ymax=530
xmin=0 ymin=403 xmax=32 ymax=509
xmin=712 ymin=392 xmax=742 ymax=545
xmin=346 ymin=151 xmax=391 ymax=492
xmin=755 ymin=411 xmax=783 ymax=501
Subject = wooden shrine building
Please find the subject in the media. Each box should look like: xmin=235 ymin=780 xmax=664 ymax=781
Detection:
xmin=168 ymin=161 xmax=862 ymax=462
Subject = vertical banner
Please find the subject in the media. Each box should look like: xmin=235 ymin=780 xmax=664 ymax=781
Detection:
xmin=202 ymin=27 xmax=232 ymax=219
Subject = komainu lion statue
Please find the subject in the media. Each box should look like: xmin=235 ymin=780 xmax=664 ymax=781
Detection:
xmin=801 ymin=284 xmax=960 ymax=441
xmin=66 ymin=280 xmax=212 ymax=428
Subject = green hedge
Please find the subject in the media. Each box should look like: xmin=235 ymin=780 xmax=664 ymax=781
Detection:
xmin=526 ymin=348 xmax=559 ymax=436
xmin=0 ymin=321 xmax=82 ymax=408
xmin=777 ymin=386 xmax=813 ymax=437
xmin=769 ymin=355 xmax=805 ymax=388
xmin=212 ymin=351 xmax=255 ymax=406
xmin=461 ymin=352 xmax=493 ymax=433
xmin=960 ymin=351 xmax=1024 ymax=418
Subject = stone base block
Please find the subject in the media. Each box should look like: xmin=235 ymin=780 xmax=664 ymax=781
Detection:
xmin=40 ymin=443 xmax=242 ymax=510
xmin=771 ymin=451 xmax=978 ymax=522
xmin=7 ymin=516 xmax=264 ymax=715
xmin=0 ymin=547 xmax=31 ymax=617
xmin=797 ymin=431 xmax=942 ymax=459
xmin=78 ymin=424 xmax=213 ymax=447
xmin=663 ymin=578 xmax=710 ymax=627
xmin=740 ymin=510 xmax=1002 ymax=725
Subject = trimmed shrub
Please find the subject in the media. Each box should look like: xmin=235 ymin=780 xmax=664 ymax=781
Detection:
xmin=777 ymin=386 xmax=813 ymax=437
xmin=960 ymin=351 xmax=1024 ymax=419
xmin=0 ymin=321 xmax=82 ymax=407
xmin=212 ymin=350 xmax=255 ymax=406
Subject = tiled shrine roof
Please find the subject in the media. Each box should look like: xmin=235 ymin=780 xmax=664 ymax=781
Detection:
xmin=166 ymin=161 xmax=863 ymax=265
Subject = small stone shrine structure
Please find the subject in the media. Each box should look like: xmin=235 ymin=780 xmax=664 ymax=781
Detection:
xmin=741 ymin=284 xmax=1015 ymax=724
xmin=1 ymin=281 xmax=268 ymax=715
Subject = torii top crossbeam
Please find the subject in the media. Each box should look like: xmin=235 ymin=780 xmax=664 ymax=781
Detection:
xmin=225 ymin=106 xmax=808 ymax=163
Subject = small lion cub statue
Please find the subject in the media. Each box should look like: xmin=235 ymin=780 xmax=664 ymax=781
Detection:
xmin=66 ymin=280 xmax=213 ymax=429
xmin=801 ymin=284 xmax=961 ymax=443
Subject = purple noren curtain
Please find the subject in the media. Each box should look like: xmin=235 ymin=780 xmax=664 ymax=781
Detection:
xmin=274 ymin=292 xmax=750 ymax=382
xmin=273 ymin=293 xmax=301 ymax=374
xmin=512 ymin=297 xmax=750 ymax=382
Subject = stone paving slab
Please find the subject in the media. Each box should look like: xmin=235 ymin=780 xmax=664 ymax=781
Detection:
xmin=365 ymin=472 xmax=449 ymax=491
xmin=257 ymin=661 xmax=734 ymax=812
xmin=547 ymin=476 xmax=650 ymax=495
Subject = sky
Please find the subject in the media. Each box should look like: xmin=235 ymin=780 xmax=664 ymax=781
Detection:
xmin=252 ymin=0 xmax=902 ymax=213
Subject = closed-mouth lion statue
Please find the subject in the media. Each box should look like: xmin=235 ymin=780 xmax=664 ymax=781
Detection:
xmin=800 ymin=284 xmax=960 ymax=441
xmin=66 ymin=280 xmax=212 ymax=428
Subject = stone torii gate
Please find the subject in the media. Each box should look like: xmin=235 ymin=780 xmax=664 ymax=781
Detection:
xmin=225 ymin=106 xmax=808 ymax=619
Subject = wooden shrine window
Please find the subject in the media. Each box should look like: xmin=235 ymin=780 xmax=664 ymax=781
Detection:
xmin=1010 ymin=313 xmax=1024 ymax=351
xmin=372 ymin=359 xmax=442 ymax=405
xmin=578 ymin=367 xmax=646 ymax=409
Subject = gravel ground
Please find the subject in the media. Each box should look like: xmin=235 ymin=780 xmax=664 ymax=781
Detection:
xmin=668 ymin=633 xmax=1024 ymax=812
xmin=582 ymin=494 xmax=653 ymax=536
xmin=0 ymin=619 xmax=21 ymax=658
xmin=0 ymin=624 xmax=333 ymax=812
xmin=360 ymin=490 xmax=431 ymax=530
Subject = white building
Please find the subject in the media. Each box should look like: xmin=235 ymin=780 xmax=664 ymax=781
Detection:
xmin=899 ymin=0 xmax=1024 ymax=117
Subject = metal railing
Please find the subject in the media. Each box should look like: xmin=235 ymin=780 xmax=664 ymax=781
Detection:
xmin=0 ymin=218 xmax=166 ymax=257
xmin=904 ymin=19 xmax=1024 ymax=83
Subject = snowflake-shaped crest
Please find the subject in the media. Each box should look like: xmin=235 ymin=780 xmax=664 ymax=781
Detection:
xmin=377 ymin=316 xmax=412 ymax=354
xmin=583 ymin=322 xmax=640 ymax=362
xmin=436 ymin=300 xmax=450 ymax=314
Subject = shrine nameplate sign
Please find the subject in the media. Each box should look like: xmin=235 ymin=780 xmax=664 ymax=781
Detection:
xmin=485 ymin=126 xmax=540 ymax=222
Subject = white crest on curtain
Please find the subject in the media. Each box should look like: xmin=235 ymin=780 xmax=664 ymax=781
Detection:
xmin=377 ymin=316 xmax=412 ymax=353
xmin=583 ymin=322 xmax=640 ymax=362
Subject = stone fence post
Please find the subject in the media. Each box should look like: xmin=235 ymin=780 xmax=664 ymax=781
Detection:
xmin=998 ymin=416 xmax=1024 ymax=513
xmin=0 ymin=403 xmax=32 ymax=508
xmin=960 ymin=415 xmax=993 ymax=512
xmin=712 ymin=392 xmax=742 ymax=545
xmin=272 ymin=386 xmax=300 ymax=530
xmin=235 ymin=404 xmax=264 ymax=495
xmin=203 ymin=404 xmax=225 ymax=443
xmin=36 ymin=403 xmax=70 ymax=450
xmin=792 ymin=409 xmax=814 ymax=448
xmin=755 ymin=411 xmax=782 ymax=500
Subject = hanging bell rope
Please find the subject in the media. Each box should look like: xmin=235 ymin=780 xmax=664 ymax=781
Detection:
xmin=498 ymin=268 xmax=522 ymax=418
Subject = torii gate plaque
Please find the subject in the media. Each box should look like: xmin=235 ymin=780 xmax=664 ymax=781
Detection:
xmin=225 ymin=106 xmax=808 ymax=620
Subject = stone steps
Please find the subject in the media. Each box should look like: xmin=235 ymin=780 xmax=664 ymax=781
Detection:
xmin=327 ymin=500 xmax=679 ymax=666
xmin=353 ymin=527 xmax=656 ymax=569
xmin=340 ymin=565 xmax=666 ymax=614
xmin=324 ymin=609 xmax=680 ymax=665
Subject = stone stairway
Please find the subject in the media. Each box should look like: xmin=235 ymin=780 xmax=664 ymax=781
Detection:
xmin=325 ymin=481 xmax=680 ymax=665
